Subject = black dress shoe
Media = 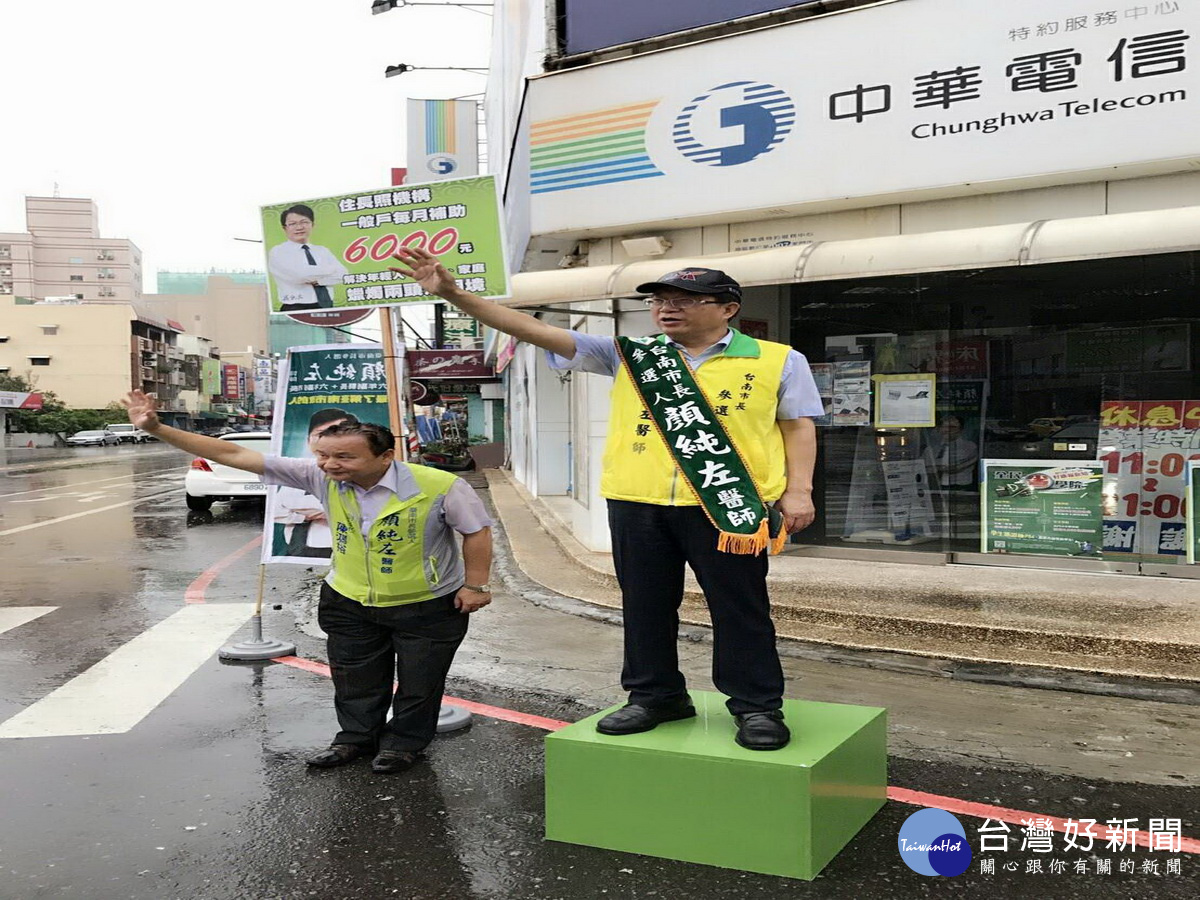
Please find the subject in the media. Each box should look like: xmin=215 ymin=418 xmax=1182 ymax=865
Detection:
xmin=735 ymin=711 xmax=790 ymax=750
xmin=371 ymin=749 xmax=423 ymax=774
xmin=595 ymin=700 xmax=696 ymax=735
xmin=306 ymin=743 xmax=369 ymax=768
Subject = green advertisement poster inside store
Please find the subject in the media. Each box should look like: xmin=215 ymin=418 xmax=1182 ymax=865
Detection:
xmin=981 ymin=459 xmax=1105 ymax=558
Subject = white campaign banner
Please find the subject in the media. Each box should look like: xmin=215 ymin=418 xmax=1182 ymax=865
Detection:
xmin=527 ymin=0 xmax=1200 ymax=234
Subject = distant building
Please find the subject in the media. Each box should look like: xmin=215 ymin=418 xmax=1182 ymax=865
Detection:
xmin=0 ymin=196 xmax=143 ymax=305
xmin=141 ymin=275 xmax=270 ymax=360
xmin=155 ymin=270 xmax=351 ymax=355
xmin=0 ymin=293 xmax=189 ymax=421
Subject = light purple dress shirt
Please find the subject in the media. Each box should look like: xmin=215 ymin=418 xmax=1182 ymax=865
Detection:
xmin=261 ymin=457 xmax=492 ymax=538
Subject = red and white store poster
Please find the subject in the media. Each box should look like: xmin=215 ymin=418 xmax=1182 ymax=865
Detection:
xmin=1098 ymin=400 xmax=1200 ymax=561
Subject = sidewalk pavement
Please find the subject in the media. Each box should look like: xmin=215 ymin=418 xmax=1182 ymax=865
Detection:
xmin=485 ymin=469 xmax=1200 ymax=691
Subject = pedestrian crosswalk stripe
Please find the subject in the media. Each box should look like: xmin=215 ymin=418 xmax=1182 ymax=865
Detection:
xmin=0 ymin=604 xmax=254 ymax=739
xmin=0 ymin=607 xmax=56 ymax=636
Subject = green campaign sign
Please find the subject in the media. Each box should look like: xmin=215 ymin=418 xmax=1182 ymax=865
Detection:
xmin=981 ymin=459 xmax=1105 ymax=558
xmin=262 ymin=344 xmax=393 ymax=565
xmin=261 ymin=175 xmax=509 ymax=315
xmin=1188 ymin=460 xmax=1200 ymax=564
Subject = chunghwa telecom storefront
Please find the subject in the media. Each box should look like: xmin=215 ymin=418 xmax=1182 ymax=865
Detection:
xmin=511 ymin=212 xmax=1200 ymax=580
xmin=506 ymin=0 xmax=1200 ymax=578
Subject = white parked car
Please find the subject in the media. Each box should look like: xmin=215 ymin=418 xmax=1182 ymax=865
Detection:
xmin=184 ymin=432 xmax=271 ymax=511
xmin=106 ymin=423 xmax=148 ymax=443
xmin=67 ymin=429 xmax=121 ymax=447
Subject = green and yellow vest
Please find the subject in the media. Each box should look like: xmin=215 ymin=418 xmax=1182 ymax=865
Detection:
xmin=601 ymin=330 xmax=790 ymax=506
xmin=325 ymin=462 xmax=462 ymax=607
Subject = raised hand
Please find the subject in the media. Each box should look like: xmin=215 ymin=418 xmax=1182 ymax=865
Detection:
xmin=121 ymin=390 xmax=161 ymax=432
xmin=389 ymin=246 xmax=458 ymax=298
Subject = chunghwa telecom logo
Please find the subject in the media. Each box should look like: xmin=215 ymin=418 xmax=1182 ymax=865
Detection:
xmin=672 ymin=81 xmax=795 ymax=167
xmin=897 ymin=808 xmax=973 ymax=876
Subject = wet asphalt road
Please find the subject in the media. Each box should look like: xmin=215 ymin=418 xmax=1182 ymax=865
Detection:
xmin=0 ymin=450 xmax=1197 ymax=899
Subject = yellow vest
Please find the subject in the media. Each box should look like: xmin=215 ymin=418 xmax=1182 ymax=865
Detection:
xmin=601 ymin=330 xmax=790 ymax=506
xmin=325 ymin=463 xmax=461 ymax=607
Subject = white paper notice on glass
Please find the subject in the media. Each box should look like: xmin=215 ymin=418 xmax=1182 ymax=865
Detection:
xmin=875 ymin=375 xmax=936 ymax=428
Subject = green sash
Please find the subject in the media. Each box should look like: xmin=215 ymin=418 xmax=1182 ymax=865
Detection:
xmin=615 ymin=336 xmax=785 ymax=556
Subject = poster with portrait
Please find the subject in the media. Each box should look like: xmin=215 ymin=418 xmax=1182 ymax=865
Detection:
xmin=261 ymin=175 xmax=509 ymax=314
xmin=260 ymin=344 xmax=392 ymax=565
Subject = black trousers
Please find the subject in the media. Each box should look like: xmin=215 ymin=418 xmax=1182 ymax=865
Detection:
xmin=317 ymin=583 xmax=468 ymax=752
xmin=607 ymin=499 xmax=784 ymax=716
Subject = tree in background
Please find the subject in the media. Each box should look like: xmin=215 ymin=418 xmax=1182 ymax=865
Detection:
xmin=0 ymin=373 xmax=123 ymax=439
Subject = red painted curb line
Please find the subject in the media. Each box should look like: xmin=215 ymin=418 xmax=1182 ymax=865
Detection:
xmin=184 ymin=536 xmax=263 ymax=604
xmin=272 ymin=654 xmax=1199 ymax=853
xmin=887 ymin=787 xmax=1200 ymax=854
xmin=273 ymin=656 xmax=571 ymax=732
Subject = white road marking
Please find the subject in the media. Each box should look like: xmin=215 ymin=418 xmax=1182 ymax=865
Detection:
xmin=75 ymin=492 xmax=113 ymax=504
xmin=0 ymin=607 xmax=56 ymax=636
xmin=10 ymin=490 xmax=115 ymax=505
xmin=0 ymin=487 xmax=179 ymax=537
xmin=0 ymin=470 xmax=183 ymax=500
xmin=0 ymin=603 xmax=255 ymax=738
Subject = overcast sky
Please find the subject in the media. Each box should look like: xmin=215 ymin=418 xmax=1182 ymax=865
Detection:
xmin=1 ymin=0 xmax=492 ymax=288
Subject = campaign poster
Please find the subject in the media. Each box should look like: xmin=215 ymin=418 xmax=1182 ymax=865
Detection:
xmin=981 ymin=460 xmax=1105 ymax=558
xmin=261 ymin=344 xmax=391 ymax=565
xmin=261 ymin=175 xmax=509 ymax=314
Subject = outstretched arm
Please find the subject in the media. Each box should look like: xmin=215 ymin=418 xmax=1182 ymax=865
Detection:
xmin=390 ymin=246 xmax=578 ymax=359
xmin=121 ymin=391 xmax=266 ymax=475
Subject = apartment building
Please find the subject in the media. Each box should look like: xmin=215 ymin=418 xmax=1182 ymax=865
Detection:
xmin=0 ymin=294 xmax=184 ymax=415
xmin=157 ymin=270 xmax=350 ymax=355
xmin=0 ymin=197 xmax=142 ymax=304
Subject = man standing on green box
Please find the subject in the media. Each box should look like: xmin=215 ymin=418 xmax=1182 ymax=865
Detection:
xmin=390 ymin=247 xmax=822 ymax=750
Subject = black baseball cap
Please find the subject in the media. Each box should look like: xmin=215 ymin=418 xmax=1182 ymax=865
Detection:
xmin=636 ymin=267 xmax=743 ymax=302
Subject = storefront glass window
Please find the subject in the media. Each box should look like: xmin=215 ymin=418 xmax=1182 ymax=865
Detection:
xmin=788 ymin=251 xmax=1200 ymax=576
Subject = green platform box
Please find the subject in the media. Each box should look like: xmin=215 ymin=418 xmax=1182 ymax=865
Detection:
xmin=545 ymin=691 xmax=887 ymax=880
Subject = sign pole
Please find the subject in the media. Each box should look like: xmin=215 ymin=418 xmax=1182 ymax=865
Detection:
xmin=219 ymin=564 xmax=297 ymax=660
xmin=380 ymin=303 xmax=471 ymax=733
xmin=379 ymin=306 xmax=406 ymax=455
